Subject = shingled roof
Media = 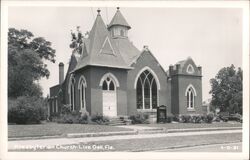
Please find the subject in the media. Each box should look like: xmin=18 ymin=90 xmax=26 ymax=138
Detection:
xmin=108 ymin=7 xmax=131 ymax=30
xmin=73 ymin=8 xmax=141 ymax=72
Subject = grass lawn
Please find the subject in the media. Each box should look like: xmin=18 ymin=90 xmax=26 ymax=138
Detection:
xmin=8 ymin=123 xmax=133 ymax=138
xmin=137 ymin=121 xmax=242 ymax=129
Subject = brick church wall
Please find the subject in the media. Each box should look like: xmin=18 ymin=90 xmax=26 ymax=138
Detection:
xmin=127 ymin=50 xmax=170 ymax=116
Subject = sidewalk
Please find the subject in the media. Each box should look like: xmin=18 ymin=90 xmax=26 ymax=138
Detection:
xmin=8 ymin=129 xmax=242 ymax=150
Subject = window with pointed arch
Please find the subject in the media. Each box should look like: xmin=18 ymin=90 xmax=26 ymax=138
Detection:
xmin=136 ymin=70 xmax=158 ymax=109
xmin=69 ymin=75 xmax=75 ymax=111
xmin=78 ymin=76 xmax=87 ymax=110
xmin=187 ymin=64 xmax=195 ymax=74
xmin=102 ymin=77 xmax=115 ymax=91
xmin=186 ymin=86 xmax=195 ymax=109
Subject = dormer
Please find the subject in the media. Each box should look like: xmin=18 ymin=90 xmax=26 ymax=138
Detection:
xmin=107 ymin=7 xmax=131 ymax=38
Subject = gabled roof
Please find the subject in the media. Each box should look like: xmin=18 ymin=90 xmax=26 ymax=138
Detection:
xmin=74 ymin=10 xmax=131 ymax=71
xmin=113 ymin=38 xmax=141 ymax=65
xmin=107 ymin=7 xmax=131 ymax=30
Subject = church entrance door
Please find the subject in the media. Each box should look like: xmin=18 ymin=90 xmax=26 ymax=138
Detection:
xmin=102 ymin=90 xmax=117 ymax=117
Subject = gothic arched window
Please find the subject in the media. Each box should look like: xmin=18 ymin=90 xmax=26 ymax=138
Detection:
xmin=185 ymin=85 xmax=196 ymax=109
xmin=101 ymin=76 xmax=117 ymax=91
xmin=187 ymin=64 xmax=195 ymax=74
xmin=78 ymin=76 xmax=87 ymax=110
xmin=68 ymin=75 xmax=75 ymax=111
xmin=136 ymin=70 xmax=158 ymax=109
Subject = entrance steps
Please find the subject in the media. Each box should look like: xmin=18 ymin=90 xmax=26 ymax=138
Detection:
xmin=108 ymin=117 xmax=126 ymax=126
xmin=108 ymin=116 xmax=132 ymax=126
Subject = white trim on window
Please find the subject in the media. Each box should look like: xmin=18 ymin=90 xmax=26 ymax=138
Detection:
xmin=134 ymin=66 xmax=161 ymax=90
xmin=185 ymin=84 xmax=197 ymax=109
xmin=99 ymin=72 xmax=120 ymax=88
xmin=185 ymin=84 xmax=197 ymax=96
xmin=68 ymin=74 xmax=75 ymax=111
xmin=136 ymin=68 xmax=159 ymax=110
xmin=78 ymin=75 xmax=87 ymax=110
xmin=186 ymin=64 xmax=195 ymax=74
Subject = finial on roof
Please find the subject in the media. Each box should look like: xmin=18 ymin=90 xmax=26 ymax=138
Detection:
xmin=117 ymin=7 xmax=120 ymax=10
xmin=97 ymin=8 xmax=101 ymax=15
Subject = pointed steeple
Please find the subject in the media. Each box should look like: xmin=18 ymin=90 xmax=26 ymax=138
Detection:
xmin=73 ymin=8 xmax=131 ymax=71
xmin=108 ymin=7 xmax=131 ymax=30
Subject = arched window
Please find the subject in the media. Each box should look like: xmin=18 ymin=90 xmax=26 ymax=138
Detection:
xmin=185 ymin=85 xmax=197 ymax=109
xmin=136 ymin=70 xmax=158 ymax=109
xmin=187 ymin=64 xmax=195 ymax=74
xmin=68 ymin=75 xmax=75 ymax=111
xmin=78 ymin=76 xmax=87 ymax=110
xmin=102 ymin=77 xmax=116 ymax=91
xmin=99 ymin=73 xmax=120 ymax=89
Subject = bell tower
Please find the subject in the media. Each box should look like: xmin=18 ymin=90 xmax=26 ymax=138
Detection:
xmin=108 ymin=7 xmax=131 ymax=38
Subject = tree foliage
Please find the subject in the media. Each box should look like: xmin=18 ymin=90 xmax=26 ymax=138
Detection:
xmin=8 ymin=28 xmax=56 ymax=98
xmin=69 ymin=26 xmax=85 ymax=53
xmin=209 ymin=64 xmax=242 ymax=114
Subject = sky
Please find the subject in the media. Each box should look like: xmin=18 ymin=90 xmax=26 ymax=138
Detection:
xmin=8 ymin=7 xmax=242 ymax=101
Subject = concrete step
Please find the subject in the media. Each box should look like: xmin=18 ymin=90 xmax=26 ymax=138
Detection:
xmin=108 ymin=118 xmax=126 ymax=126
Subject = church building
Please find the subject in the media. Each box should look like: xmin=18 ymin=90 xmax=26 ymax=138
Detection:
xmin=49 ymin=8 xmax=204 ymax=120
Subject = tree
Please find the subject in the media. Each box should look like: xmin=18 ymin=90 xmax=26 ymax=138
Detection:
xmin=8 ymin=28 xmax=56 ymax=98
xmin=209 ymin=64 xmax=242 ymax=114
xmin=69 ymin=26 xmax=85 ymax=54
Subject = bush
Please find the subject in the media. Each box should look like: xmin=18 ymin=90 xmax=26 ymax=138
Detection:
xmin=79 ymin=113 xmax=91 ymax=124
xmin=190 ymin=115 xmax=202 ymax=123
xmin=129 ymin=113 xmax=149 ymax=124
xmin=57 ymin=114 xmax=76 ymax=124
xmin=173 ymin=115 xmax=180 ymax=122
xmin=8 ymin=96 xmax=46 ymax=124
xmin=60 ymin=104 xmax=71 ymax=115
xmin=56 ymin=110 xmax=91 ymax=124
xmin=206 ymin=113 xmax=214 ymax=123
xmin=91 ymin=113 xmax=109 ymax=125
xmin=179 ymin=115 xmax=192 ymax=123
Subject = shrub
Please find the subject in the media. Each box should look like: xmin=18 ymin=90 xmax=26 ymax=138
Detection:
xmin=79 ymin=113 xmax=91 ymax=124
xmin=190 ymin=115 xmax=202 ymax=123
xmin=129 ymin=113 xmax=149 ymax=124
xmin=180 ymin=115 xmax=191 ymax=123
xmin=8 ymin=96 xmax=46 ymax=124
xmin=91 ymin=113 xmax=109 ymax=125
xmin=173 ymin=115 xmax=180 ymax=122
xmin=206 ymin=113 xmax=214 ymax=123
xmin=60 ymin=104 xmax=71 ymax=115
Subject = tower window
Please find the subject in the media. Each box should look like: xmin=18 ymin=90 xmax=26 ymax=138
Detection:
xmin=185 ymin=85 xmax=196 ymax=109
xmin=120 ymin=29 xmax=124 ymax=36
xmin=187 ymin=64 xmax=195 ymax=74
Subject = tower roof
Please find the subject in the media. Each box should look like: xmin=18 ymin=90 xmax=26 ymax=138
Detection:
xmin=73 ymin=9 xmax=131 ymax=71
xmin=108 ymin=7 xmax=131 ymax=30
